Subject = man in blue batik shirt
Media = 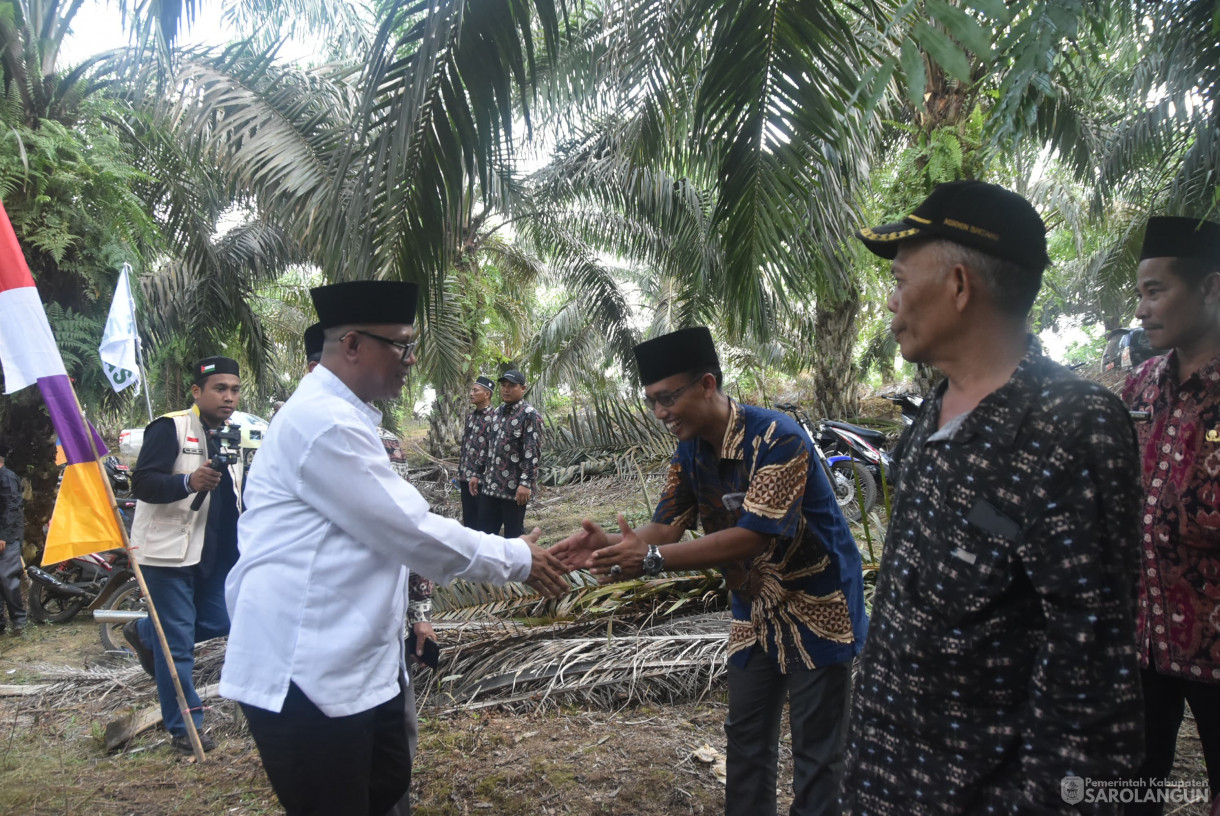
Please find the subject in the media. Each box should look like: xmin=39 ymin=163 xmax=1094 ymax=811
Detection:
xmin=553 ymin=326 xmax=868 ymax=816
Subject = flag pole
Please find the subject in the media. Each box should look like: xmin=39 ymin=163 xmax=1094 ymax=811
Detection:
xmin=73 ymin=390 xmax=209 ymax=763
xmin=123 ymin=263 xmax=154 ymax=423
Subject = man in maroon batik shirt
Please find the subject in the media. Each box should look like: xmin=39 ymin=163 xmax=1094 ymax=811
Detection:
xmin=1123 ymin=215 xmax=1220 ymax=814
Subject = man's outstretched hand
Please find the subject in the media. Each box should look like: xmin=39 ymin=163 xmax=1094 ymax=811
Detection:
xmin=522 ymin=527 xmax=571 ymax=597
xmin=549 ymin=519 xmax=610 ymax=571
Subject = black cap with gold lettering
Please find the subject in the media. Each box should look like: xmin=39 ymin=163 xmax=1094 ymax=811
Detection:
xmin=857 ymin=180 xmax=1049 ymax=272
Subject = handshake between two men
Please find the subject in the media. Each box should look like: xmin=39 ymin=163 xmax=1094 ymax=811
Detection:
xmin=524 ymin=513 xmax=672 ymax=598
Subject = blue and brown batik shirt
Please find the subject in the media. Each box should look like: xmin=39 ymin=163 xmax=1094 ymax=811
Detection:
xmin=652 ymin=399 xmax=868 ymax=673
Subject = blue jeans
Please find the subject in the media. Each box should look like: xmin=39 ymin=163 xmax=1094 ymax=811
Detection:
xmin=136 ymin=563 xmax=230 ymax=737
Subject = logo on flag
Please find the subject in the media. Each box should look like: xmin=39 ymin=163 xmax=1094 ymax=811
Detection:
xmin=99 ymin=265 xmax=141 ymax=394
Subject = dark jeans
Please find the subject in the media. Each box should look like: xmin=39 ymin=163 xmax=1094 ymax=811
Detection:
xmin=459 ymin=481 xmax=479 ymax=529
xmin=725 ymin=646 xmax=850 ymax=816
xmin=135 ymin=562 xmax=230 ymax=737
xmin=242 ymin=682 xmax=411 ymax=816
xmin=476 ymin=495 xmax=527 ymax=539
xmin=1124 ymin=668 xmax=1220 ymax=816
xmin=0 ymin=539 xmax=26 ymax=629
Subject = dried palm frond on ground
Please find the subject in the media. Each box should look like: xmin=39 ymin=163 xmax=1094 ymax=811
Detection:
xmin=418 ymin=613 xmax=731 ymax=713
xmin=432 ymin=571 xmax=728 ymax=624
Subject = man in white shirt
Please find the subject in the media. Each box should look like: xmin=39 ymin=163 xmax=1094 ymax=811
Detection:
xmin=222 ymin=280 xmax=570 ymax=816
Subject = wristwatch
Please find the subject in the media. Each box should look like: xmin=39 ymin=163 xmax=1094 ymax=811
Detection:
xmin=642 ymin=545 xmax=665 ymax=577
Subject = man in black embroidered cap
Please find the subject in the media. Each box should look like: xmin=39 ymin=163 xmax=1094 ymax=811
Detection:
xmin=457 ymin=375 xmax=496 ymax=528
xmin=124 ymin=355 xmax=244 ymax=754
xmin=223 ymin=281 xmax=569 ymax=816
xmin=842 ymin=181 xmax=1143 ymax=812
xmin=471 ymin=369 xmax=543 ymax=538
xmin=552 ymin=327 xmax=868 ymax=816
xmin=1122 ymin=215 xmax=1220 ymax=814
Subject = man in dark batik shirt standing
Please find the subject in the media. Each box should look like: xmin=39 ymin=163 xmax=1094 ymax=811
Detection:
xmin=553 ymin=327 xmax=868 ymax=816
xmin=471 ymin=369 xmax=542 ymax=539
xmin=843 ymin=181 xmax=1144 ymax=813
xmin=457 ymin=375 xmax=496 ymax=528
xmin=1122 ymin=216 xmax=1220 ymax=814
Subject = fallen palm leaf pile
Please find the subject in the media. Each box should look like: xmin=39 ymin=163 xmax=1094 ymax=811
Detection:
xmin=418 ymin=612 xmax=731 ymax=713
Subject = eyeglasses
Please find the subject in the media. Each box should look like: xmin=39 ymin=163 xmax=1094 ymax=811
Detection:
xmin=644 ymin=379 xmax=697 ymax=410
xmin=348 ymin=330 xmax=419 ymax=363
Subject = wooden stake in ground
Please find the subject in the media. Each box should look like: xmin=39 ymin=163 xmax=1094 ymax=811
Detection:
xmin=81 ymin=421 xmax=208 ymax=763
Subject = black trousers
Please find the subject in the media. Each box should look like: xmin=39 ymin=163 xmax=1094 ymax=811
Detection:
xmin=0 ymin=539 xmax=26 ymax=630
xmin=476 ymin=495 xmax=527 ymax=539
xmin=458 ymin=481 xmax=479 ymax=529
xmin=1124 ymin=668 xmax=1220 ymax=816
xmin=242 ymin=682 xmax=411 ymax=816
xmin=725 ymin=646 xmax=850 ymax=816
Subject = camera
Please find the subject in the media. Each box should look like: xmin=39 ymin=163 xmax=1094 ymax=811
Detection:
xmin=208 ymin=425 xmax=242 ymax=467
xmin=190 ymin=423 xmax=242 ymax=511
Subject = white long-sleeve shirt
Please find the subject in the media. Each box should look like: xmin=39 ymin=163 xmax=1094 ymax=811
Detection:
xmin=220 ymin=364 xmax=531 ymax=716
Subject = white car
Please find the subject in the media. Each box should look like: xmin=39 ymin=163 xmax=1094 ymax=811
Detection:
xmin=118 ymin=411 xmax=270 ymax=468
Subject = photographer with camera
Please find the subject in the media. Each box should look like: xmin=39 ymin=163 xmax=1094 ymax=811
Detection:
xmin=124 ymin=356 xmax=244 ymax=755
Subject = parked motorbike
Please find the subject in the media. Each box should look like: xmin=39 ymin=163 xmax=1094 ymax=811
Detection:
xmin=884 ymin=394 xmax=923 ymax=427
xmin=775 ymin=403 xmax=877 ymax=521
xmin=26 ymin=496 xmax=136 ymax=623
xmin=103 ymin=455 xmax=132 ymax=499
xmin=97 ymin=576 xmax=146 ymax=653
xmin=816 ymin=419 xmax=894 ymax=487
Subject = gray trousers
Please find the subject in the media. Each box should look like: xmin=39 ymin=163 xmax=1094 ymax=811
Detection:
xmin=0 ymin=539 xmax=26 ymax=630
xmin=725 ymin=647 xmax=851 ymax=816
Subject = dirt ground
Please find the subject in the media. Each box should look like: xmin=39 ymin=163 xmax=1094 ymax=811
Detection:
xmin=0 ymin=475 xmax=1212 ymax=815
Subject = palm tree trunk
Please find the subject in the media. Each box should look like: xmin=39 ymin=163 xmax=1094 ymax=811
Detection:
xmin=811 ymin=288 xmax=861 ymax=419
xmin=0 ymin=395 xmax=59 ymax=563
xmin=427 ymin=389 xmax=466 ymax=458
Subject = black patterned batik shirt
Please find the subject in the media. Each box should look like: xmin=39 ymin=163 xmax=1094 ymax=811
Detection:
xmin=476 ymin=399 xmax=543 ymax=500
xmin=458 ymin=405 xmax=496 ymax=483
xmin=841 ymin=343 xmax=1144 ymax=815
xmin=652 ymin=399 xmax=868 ymax=672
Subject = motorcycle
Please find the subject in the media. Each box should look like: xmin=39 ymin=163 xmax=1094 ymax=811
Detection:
xmin=884 ymin=394 xmax=923 ymax=427
xmin=26 ymin=496 xmax=136 ymax=624
xmin=103 ymin=455 xmax=132 ymax=499
xmin=816 ymin=419 xmax=894 ymax=487
xmin=775 ymin=403 xmax=877 ymax=522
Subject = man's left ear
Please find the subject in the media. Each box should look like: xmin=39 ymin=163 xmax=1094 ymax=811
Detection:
xmin=1203 ymin=271 xmax=1220 ymax=304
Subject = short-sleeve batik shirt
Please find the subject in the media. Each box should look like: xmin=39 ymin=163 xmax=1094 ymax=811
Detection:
xmin=1123 ymin=350 xmax=1220 ymax=683
xmin=652 ymin=399 xmax=867 ymax=673
xmin=842 ymin=345 xmax=1143 ymax=815
xmin=477 ymin=400 xmax=543 ymax=500
xmin=459 ymin=405 xmax=495 ymax=483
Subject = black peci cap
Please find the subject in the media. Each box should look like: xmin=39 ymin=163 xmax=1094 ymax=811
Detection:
xmin=857 ymin=180 xmax=1050 ymax=272
xmin=474 ymin=376 xmax=495 ymax=391
xmin=194 ymin=356 xmax=240 ymax=386
xmin=1140 ymin=216 xmax=1220 ymax=263
xmin=304 ymin=322 xmax=324 ymax=361
xmin=310 ymin=281 xmax=418 ymax=329
xmin=633 ymin=327 xmax=719 ymax=386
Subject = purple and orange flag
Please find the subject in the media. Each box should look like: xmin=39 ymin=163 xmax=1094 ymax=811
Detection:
xmin=0 ymin=200 xmax=123 ymax=564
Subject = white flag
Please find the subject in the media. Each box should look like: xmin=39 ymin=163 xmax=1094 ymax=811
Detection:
xmin=99 ymin=265 xmax=140 ymax=393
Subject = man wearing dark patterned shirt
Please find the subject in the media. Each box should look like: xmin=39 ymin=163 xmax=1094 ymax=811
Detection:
xmin=552 ymin=327 xmax=868 ymax=816
xmin=457 ymin=376 xmax=496 ymax=528
xmin=1122 ymin=216 xmax=1220 ymax=813
xmin=471 ymin=369 xmax=542 ymax=538
xmin=844 ymin=181 xmax=1143 ymax=813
